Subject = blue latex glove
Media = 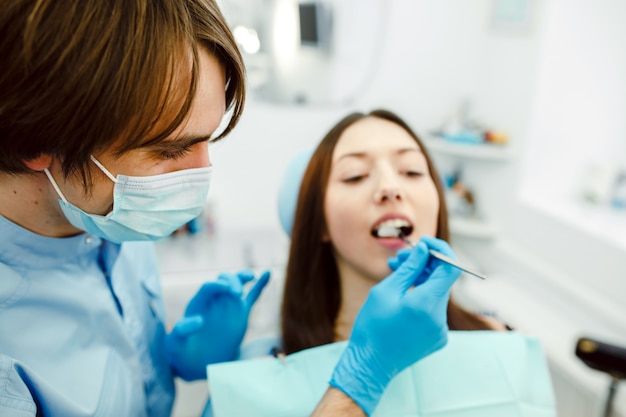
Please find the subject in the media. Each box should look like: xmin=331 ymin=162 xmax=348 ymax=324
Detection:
xmin=329 ymin=236 xmax=461 ymax=415
xmin=387 ymin=248 xmax=411 ymax=271
xmin=166 ymin=269 xmax=270 ymax=381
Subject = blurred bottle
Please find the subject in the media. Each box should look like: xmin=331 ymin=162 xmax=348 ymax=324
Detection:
xmin=610 ymin=170 xmax=626 ymax=210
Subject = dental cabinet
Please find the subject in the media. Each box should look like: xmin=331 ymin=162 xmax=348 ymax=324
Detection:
xmin=422 ymin=134 xmax=511 ymax=242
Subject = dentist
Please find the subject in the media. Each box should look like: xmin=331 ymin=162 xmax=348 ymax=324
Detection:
xmin=0 ymin=1 xmax=459 ymax=416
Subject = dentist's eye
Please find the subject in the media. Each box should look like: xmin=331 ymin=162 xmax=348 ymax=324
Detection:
xmin=160 ymin=147 xmax=191 ymax=160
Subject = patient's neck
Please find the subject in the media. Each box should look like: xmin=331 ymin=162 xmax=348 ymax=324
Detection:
xmin=334 ymin=267 xmax=377 ymax=341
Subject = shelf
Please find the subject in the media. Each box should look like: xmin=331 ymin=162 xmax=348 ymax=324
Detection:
xmin=449 ymin=217 xmax=496 ymax=240
xmin=422 ymin=135 xmax=512 ymax=161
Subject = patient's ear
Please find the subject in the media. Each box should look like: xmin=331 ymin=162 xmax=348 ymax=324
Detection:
xmin=23 ymin=155 xmax=53 ymax=171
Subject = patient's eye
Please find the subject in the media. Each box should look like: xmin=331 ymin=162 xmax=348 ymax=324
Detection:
xmin=343 ymin=174 xmax=367 ymax=183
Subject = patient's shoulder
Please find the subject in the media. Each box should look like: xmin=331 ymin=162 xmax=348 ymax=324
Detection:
xmin=240 ymin=335 xmax=282 ymax=360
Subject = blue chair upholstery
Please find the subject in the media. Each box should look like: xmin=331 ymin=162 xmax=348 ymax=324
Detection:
xmin=277 ymin=149 xmax=314 ymax=237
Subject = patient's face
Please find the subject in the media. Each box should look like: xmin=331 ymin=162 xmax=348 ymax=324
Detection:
xmin=324 ymin=117 xmax=439 ymax=282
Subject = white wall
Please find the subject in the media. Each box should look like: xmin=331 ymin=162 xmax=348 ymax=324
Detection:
xmin=210 ymin=0 xmax=626 ymax=308
xmin=210 ymin=0 xmax=542 ymax=232
xmin=507 ymin=0 xmax=626 ymax=312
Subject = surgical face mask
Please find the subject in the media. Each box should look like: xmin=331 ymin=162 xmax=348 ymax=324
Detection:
xmin=44 ymin=156 xmax=212 ymax=243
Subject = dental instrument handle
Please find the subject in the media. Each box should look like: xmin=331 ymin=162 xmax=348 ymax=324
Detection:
xmin=401 ymin=238 xmax=487 ymax=280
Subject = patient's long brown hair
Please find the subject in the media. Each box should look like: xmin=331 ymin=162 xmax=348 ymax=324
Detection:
xmin=281 ymin=110 xmax=493 ymax=355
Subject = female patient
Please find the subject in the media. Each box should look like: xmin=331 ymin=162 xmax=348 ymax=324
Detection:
xmin=281 ymin=109 xmax=505 ymax=355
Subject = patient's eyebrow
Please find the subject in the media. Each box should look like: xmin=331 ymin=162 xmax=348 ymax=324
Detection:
xmin=336 ymin=152 xmax=368 ymax=162
xmin=397 ymin=148 xmax=423 ymax=155
xmin=336 ymin=147 xmax=423 ymax=162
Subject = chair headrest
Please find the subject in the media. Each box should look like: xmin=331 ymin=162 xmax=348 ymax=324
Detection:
xmin=277 ymin=149 xmax=314 ymax=236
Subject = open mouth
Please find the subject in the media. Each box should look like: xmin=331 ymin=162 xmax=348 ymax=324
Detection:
xmin=371 ymin=219 xmax=413 ymax=239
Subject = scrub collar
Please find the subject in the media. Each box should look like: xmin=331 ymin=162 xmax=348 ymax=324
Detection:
xmin=0 ymin=214 xmax=105 ymax=269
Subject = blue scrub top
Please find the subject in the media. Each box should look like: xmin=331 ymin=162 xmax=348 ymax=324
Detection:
xmin=0 ymin=215 xmax=175 ymax=417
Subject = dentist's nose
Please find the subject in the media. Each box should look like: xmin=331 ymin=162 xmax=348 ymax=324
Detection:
xmin=185 ymin=141 xmax=211 ymax=169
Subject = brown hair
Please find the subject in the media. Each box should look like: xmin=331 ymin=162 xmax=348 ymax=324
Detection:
xmin=0 ymin=0 xmax=245 ymax=184
xmin=281 ymin=109 xmax=492 ymax=355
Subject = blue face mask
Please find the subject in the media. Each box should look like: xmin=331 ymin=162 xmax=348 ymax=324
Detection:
xmin=44 ymin=156 xmax=212 ymax=243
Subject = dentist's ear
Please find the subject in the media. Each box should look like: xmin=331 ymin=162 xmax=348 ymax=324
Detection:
xmin=23 ymin=155 xmax=53 ymax=171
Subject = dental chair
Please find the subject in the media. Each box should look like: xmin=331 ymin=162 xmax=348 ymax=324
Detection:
xmin=576 ymin=337 xmax=626 ymax=417
xmin=206 ymin=148 xmax=558 ymax=417
xmin=277 ymin=148 xmax=314 ymax=236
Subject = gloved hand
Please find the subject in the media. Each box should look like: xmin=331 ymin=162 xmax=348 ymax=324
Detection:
xmin=329 ymin=236 xmax=460 ymax=415
xmin=166 ymin=269 xmax=270 ymax=381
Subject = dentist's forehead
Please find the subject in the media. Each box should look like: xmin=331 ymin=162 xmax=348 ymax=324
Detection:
xmin=332 ymin=117 xmax=422 ymax=163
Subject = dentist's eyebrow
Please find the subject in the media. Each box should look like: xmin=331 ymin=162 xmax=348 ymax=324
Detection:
xmin=158 ymin=133 xmax=214 ymax=149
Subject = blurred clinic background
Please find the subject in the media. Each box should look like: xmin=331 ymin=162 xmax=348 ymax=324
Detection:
xmin=156 ymin=0 xmax=626 ymax=416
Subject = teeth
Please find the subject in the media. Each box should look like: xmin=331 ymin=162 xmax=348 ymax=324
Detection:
xmin=373 ymin=219 xmax=411 ymax=238
xmin=376 ymin=226 xmax=400 ymax=238
xmin=377 ymin=219 xmax=410 ymax=229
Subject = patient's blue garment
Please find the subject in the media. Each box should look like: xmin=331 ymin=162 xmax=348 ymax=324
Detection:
xmin=201 ymin=335 xmax=281 ymax=417
xmin=0 ymin=215 xmax=175 ymax=417
xmin=209 ymin=332 xmax=557 ymax=417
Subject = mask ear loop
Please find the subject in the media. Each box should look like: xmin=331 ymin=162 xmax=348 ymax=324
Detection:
xmin=90 ymin=155 xmax=118 ymax=183
xmin=45 ymin=156 xmax=117 ymax=202
xmin=43 ymin=169 xmax=69 ymax=203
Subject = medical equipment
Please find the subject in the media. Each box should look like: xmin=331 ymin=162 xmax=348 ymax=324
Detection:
xmin=376 ymin=225 xmax=487 ymax=280
xmin=575 ymin=336 xmax=626 ymax=417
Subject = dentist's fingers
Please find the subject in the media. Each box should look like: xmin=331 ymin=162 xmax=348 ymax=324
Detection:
xmin=388 ymin=248 xmax=412 ymax=271
xmin=380 ymin=241 xmax=431 ymax=293
xmin=408 ymin=257 xmax=461 ymax=300
xmin=184 ymin=281 xmax=238 ymax=318
xmin=216 ymin=272 xmax=244 ymax=296
xmin=244 ymin=271 xmax=271 ymax=309
xmin=421 ymin=236 xmax=457 ymax=260
xmin=388 ymin=237 xmax=456 ymax=271
xmin=192 ymin=279 xmax=232 ymax=303
xmin=236 ymin=269 xmax=256 ymax=284
xmin=169 ymin=315 xmax=204 ymax=340
xmin=420 ymin=237 xmax=462 ymax=285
